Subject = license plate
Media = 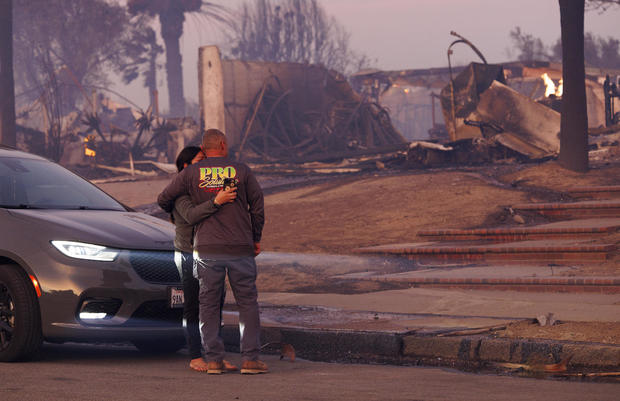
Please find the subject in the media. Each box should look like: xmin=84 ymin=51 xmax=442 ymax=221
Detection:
xmin=168 ymin=287 xmax=184 ymax=309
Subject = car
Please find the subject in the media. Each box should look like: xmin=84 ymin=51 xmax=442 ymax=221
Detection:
xmin=0 ymin=146 xmax=185 ymax=361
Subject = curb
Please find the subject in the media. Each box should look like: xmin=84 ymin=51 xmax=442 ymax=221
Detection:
xmin=222 ymin=325 xmax=620 ymax=371
xmin=402 ymin=335 xmax=620 ymax=369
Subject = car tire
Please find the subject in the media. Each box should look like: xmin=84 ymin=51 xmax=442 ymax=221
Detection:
xmin=131 ymin=336 xmax=185 ymax=354
xmin=0 ymin=264 xmax=43 ymax=362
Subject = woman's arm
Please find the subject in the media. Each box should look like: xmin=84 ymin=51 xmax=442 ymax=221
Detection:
xmin=174 ymin=189 xmax=237 ymax=225
xmin=174 ymin=195 xmax=218 ymax=225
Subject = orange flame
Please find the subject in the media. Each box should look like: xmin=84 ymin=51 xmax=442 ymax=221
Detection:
xmin=84 ymin=137 xmax=96 ymax=157
xmin=541 ymin=73 xmax=563 ymax=97
xmin=541 ymin=73 xmax=556 ymax=97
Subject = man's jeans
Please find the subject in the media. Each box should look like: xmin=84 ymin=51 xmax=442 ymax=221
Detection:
xmin=194 ymin=255 xmax=261 ymax=362
xmin=175 ymin=251 xmax=225 ymax=360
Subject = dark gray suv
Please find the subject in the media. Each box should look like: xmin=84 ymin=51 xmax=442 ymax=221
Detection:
xmin=0 ymin=146 xmax=184 ymax=361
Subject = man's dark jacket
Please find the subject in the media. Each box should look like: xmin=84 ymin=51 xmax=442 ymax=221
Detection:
xmin=158 ymin=156 xmax=264 ymax=257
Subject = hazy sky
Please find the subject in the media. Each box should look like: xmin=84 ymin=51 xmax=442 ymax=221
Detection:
xmin=114 ymin=0 xmax=620 ymax=111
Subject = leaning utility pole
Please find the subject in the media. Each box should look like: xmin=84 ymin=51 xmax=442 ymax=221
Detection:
xmin=558 ymin=0 xmax=588 ymax=172
xmin=0 ymin=0 xmax=16 ymax=147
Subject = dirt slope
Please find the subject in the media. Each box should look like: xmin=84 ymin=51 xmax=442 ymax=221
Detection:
xmin=261 ymin=171 xmax=529 ymax=254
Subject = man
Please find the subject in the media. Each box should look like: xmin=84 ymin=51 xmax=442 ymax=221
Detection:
xmin=171 ymin=145 xmax=236 ymax=372
xmin=158 ymin=129 xmax=267 ymax=375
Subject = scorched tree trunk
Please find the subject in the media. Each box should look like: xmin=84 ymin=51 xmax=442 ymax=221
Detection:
xmin=0 ymin=0 xmax=16 ymax=147
xmin=558 ymin=0 xmax=589 ymax=172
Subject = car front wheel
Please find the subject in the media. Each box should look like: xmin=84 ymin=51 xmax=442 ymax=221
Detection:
xmin=0 ymin=264 xmax=43 ymax=362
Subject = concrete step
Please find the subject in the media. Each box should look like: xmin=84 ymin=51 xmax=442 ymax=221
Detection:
xmin=373 ymin=277 xmax=620 ymax=294
xmin=512 ymin=200 xmax=620 ymax=219
xmin=355 ymin=239 xmax=616 ymax=264
xmin=335 ymin=265 xmax=620 ymax=294
xmin=567 ymin=185 xmax=620 ymax=200
xmin=417 ymin=218 xmax=620 ymax=242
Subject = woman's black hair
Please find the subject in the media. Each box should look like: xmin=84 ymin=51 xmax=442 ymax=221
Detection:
xmin=175 ymin=146 xmax=202 ymax=172
xmin=171 ymin=146 xmax=202 ymax=224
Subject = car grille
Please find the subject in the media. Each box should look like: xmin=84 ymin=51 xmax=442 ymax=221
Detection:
xmin=129 ymin=251 xmax=180 ymax=284
xmin=123 ymin=300 xmax=183 ymax=327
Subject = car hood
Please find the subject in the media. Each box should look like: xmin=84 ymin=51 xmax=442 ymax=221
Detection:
xmin=8 ymin=209 xmax=175 ymax=251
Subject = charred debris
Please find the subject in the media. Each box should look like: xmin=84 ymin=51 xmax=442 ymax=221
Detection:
xmin=353 ymin=58 xmax=620 ymax=170
xmin=215 ymin=55 xmax=609 ymax=171
xmin=232 ymin=65 xmax=406 ymax=162
xmin=15 ymin=49 xmax=620 ymax=179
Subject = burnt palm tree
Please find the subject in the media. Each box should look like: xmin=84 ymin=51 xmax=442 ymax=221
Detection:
xmin=120 ymin=26 xmax=163 ymax=109
xmin=128 ymin=0 xmax=230 ymax=117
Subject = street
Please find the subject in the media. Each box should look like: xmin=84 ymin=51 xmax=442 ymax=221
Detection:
xmin=0 ymin=343 xmax=617 ymax=401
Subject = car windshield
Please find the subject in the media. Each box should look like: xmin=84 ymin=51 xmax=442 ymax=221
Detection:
xmin=0 ymin=156 xmax=125 ymax=211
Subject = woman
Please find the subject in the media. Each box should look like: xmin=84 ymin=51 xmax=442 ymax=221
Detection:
xmin=172 ymin=146 xmax=237 ymax=372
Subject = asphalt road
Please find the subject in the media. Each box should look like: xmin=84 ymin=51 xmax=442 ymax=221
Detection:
xmin=0 ymin=343 xmax=618 ymax=401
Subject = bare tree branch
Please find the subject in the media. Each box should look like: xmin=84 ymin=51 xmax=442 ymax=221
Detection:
xmin=227 ymin=0 xmax=369 ymax=75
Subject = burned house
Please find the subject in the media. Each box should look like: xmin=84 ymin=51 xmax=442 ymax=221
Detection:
xmin=19 ymin=42 xmax=617 ymax=171
xmin=351 ymin=60 xmax=619 ymax=165
xmin=198 ymin=46 xmax=406 ymax=162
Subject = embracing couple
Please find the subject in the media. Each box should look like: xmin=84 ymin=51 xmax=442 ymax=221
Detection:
xmin=157 ymin=128 xmax=267 ymax=375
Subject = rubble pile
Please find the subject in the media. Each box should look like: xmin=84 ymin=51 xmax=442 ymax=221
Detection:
xmin=232 ymin=66 xmax=406 ymax=162
xmin=15 ymin=45 xmax=619 ymax=176
xmin=440 ymin=63 xmax=561 ymax=160
xmin=405 ymin=138 xmax=531 ymax=169
xmin=589 ymin=125 xmax=620 ymax=163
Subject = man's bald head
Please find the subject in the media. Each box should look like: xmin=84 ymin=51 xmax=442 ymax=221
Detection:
xmin=201 ymin=128 xmax=228 ymax=156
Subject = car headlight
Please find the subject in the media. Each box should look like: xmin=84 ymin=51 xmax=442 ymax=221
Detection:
xmin=51 ymin=241 xmax=119 ymax=262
